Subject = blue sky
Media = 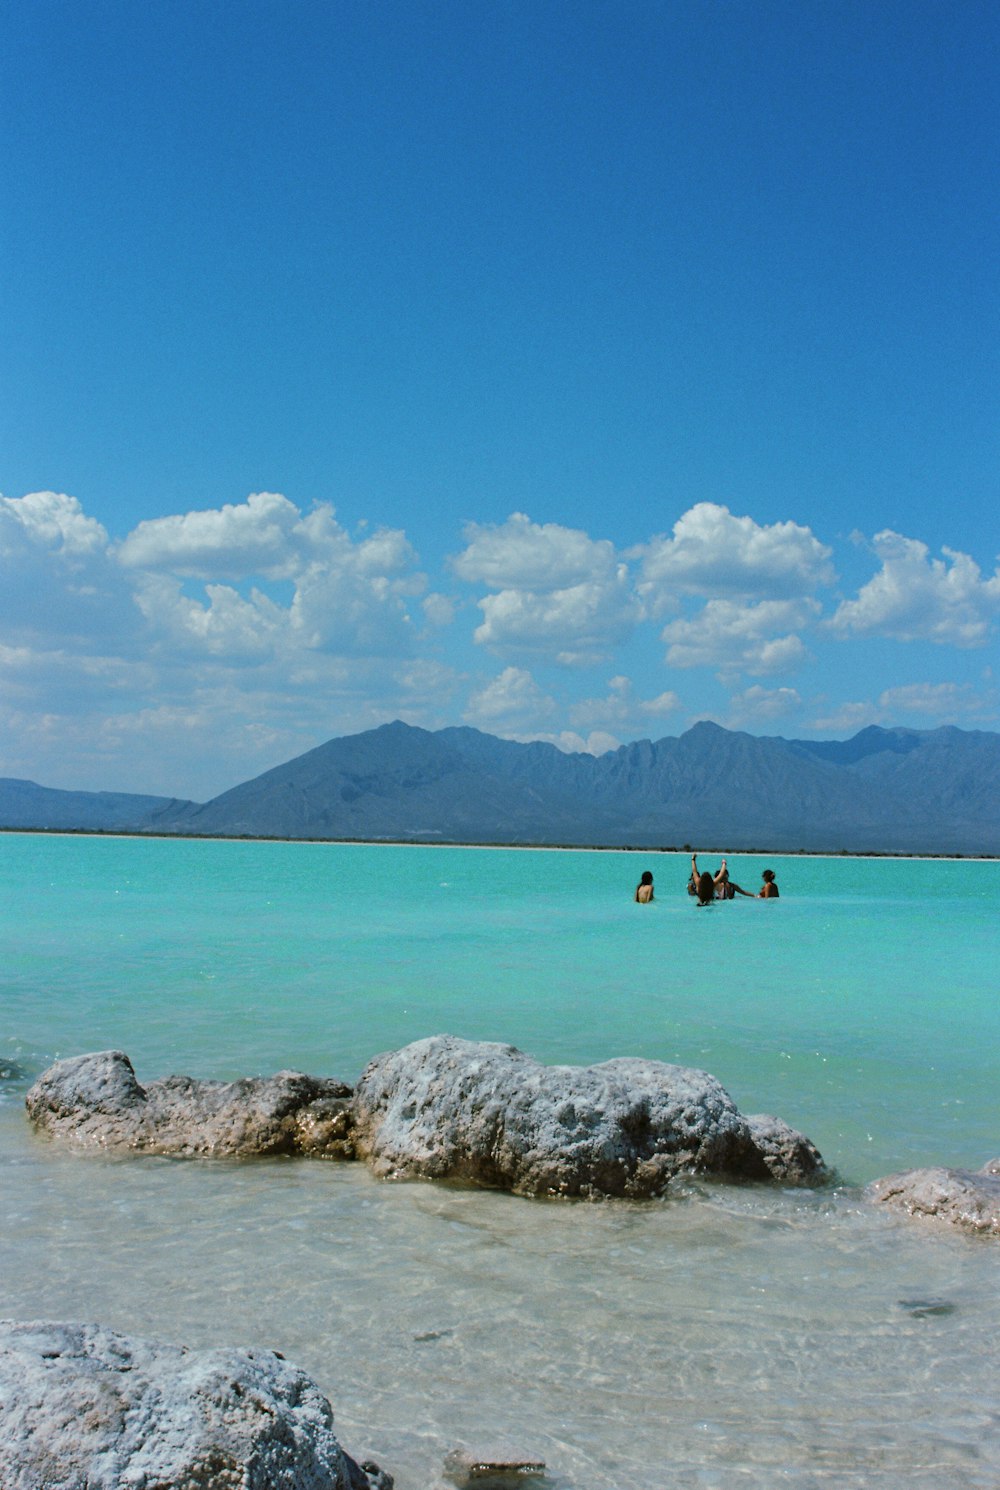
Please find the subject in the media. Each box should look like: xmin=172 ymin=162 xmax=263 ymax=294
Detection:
xmin=2 ymin=0 xmax=998 ymax=799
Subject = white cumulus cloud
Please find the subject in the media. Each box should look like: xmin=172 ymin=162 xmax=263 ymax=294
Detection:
xmin=0 ymin=490 xmax=136 ymax=645
xmin=636 ymin=502 xmax=834 ymax=613
xmin=453 ymin=512 xmax=640 ymax=665
xmin=473 ymin=569 xmax=638 ymax=665
xmin=463 ymin=666 xmax=557 ymax=730
xmin=661 ymin=598 xmax=819 ymax=676
xmin=569 ymin=675 xmax=681 ymax=736
xmin=0 ymin=490 xmax=110 ymax=556
xmin=829 ymin=531 xmax=1000 ymax=646
xmin=726 ymin=684 xmax=804 ymax=727
xmin=514 ymin=729 xmax=620 ymax=756
xmin=452 ymin=512 xmax=616 ymax=590
xmin=118 ymin=491 xmax=306 ymax=578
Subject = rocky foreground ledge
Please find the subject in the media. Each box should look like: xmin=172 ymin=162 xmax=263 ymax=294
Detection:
xmin=25 ymin=1049 xmax=354 ymax=1158
xmin=25 ymin=1035 xmax=827 ymax=1196
xmin=0 ymin=1320 xmax=391 ymax=1490
xmin=866 ymin=1159 xmax=1000 ymax=1237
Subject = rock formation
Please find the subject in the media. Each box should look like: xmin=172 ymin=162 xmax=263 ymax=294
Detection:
xmin=0 ymin=1319 xmax=392 ymax=1489
xmin=866 ymin=1161 xmax=1000 ymax=1237
xmin=25 ymin=1039 xmax=827 ymax=1196
xmin=25 ymin=1049 xmax=355 ymax=1157
xmin=350 ymin=1035 xmax=826 ymax=1197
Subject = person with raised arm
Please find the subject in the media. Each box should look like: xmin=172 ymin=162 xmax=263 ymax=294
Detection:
xmin=689 ymin=852 xmax=716 ymax=906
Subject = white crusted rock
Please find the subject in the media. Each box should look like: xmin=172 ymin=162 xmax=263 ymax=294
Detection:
xmin=0 ymin=1319 xmax=391 ymax=1490
xmin=26 ymin=1050 xmax=355 ymax=1157
xmin=866 ymin=1163 xmax=1000 ymax=1236
xmin=351 ymin=1035 xmax=826 ymax=1197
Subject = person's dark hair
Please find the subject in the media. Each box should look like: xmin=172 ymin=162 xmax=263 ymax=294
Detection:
xmin=696 ymin=871 xmax=715 ymax=905
xmin=639 ymin=871 xmax=653 ymax=886
xmin=762 ymin=869 xmax=775 ymax=882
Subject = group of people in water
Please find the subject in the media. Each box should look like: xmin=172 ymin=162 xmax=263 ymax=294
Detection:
xmin=634 ymin=853 xmax=779 ymax=905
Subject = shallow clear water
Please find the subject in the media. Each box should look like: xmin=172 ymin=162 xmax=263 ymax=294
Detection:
xmin=1 ymin=834 xmax=998 ymax=1487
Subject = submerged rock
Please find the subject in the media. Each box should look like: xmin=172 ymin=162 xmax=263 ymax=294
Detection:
xmin=866 ymin=1163 xmax=1000 ymax=1237
xmin=25 ymin=1049 xmax=356 ymax=1157
xmin=351 ymin=1035 xmax=826 ymax=1197
xmin=442 ymin=1445 xmax=548 ymax=1487
xmin=0 ymin=1319 xmax=392 ymax=1490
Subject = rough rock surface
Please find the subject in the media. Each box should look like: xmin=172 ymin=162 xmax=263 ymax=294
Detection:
xmin=351 ymin=1035 xmax=826 ymax=1197
xmin=0 ymin=1319 xmax=392 ymax=1490
xmin=442 ymin=1446 xmax=547 ymax=1487
xmin=866 ymin=1162 xmax=1000 ymax=1236
xmin=744 ymin=1112 xmax=828 ymax=1185
xmin=26 ymin=1049 xmax=355 ymax=1157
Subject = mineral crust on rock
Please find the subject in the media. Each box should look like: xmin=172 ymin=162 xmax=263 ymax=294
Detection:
xmin=26 ymin=1049 xmax=355 ymax=1157
xmin=0 ymin=1319 xmax=392 ymax=1490
xmin=866 ymin=1162 xmax=1000 ymax=1236
xmin=351 ymin=1035 xmax=826 ymax=1197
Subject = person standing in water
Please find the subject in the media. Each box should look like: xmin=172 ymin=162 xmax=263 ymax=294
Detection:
xmin=635 ymin=870 xmax=654 ymax=903
xmin=690 ymin=852 xmax=752 ymax=902
xmin=758 ymin=869 xmax=780 ymax=898
xmin=689 ymin=853 xmax=717 ymax=906
xmin=713 ymin=860 xmax=754 ymax=898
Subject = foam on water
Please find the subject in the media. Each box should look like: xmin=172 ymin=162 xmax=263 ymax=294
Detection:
xmin=1 ymin=834 xmax=998 ymax=1487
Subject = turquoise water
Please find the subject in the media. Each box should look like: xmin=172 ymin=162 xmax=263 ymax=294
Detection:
xmin=1 ymin=834 xmax=998 ymax=1487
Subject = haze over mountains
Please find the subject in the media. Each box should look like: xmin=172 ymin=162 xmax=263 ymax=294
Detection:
xmin=2 ymin=721 xmax=998 ymax=854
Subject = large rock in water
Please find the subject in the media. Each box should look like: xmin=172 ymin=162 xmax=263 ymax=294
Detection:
xmin=0 ymin=1320 xmax=392 ymax=1489
xmin=866 ymin=1160 xmax=1000 ymax=1237
xmin=351 ymin=1035 xmax=826 ymax=1197
xmin=25 ymin=1050 xmax=355 ymax=1157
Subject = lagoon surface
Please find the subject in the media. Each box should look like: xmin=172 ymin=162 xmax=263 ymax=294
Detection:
xmin=2 ymin=834 xmax=998 ymax=1487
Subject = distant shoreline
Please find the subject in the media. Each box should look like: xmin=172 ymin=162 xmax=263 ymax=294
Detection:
xmin=1 ymin=826 xmax=995 ymax=861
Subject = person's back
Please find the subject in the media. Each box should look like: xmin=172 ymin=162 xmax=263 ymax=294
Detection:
xmin=635 ymin=871 xmax=654 ymax=903
xmin=690 ymin=851 xmax=717 ymax=906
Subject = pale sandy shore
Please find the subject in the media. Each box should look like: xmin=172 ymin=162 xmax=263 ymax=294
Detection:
xmin=1 ymin=827 xmax=995 ymax=860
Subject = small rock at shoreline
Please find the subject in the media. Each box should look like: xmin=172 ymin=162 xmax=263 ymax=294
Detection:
xmin=25 ymin=1049 xmax=356 ymax=1158
xmin=443 ymin=1445 xmax=548 ymax=1487
xmin=744 ymin=1112 xmax=827 ymax=1186
xmin=867 ymin=1162 xmax=1000 ymax=1237
xmin=0 ymin=1319 xmax=392 ymax=1489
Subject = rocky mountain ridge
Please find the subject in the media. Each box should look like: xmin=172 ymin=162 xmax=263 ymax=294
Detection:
xmin=2 ymin=719 xmax=998 ymax=853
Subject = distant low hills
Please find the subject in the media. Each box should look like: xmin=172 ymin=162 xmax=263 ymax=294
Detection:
xmin=3 ymin=720 xmax=999 ymax=854
xmin=0 ymin=779 xmax=195 ymax=832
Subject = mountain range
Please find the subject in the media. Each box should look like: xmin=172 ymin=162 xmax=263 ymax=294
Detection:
xmin=2 ymin=720 xmax=998 ymax=854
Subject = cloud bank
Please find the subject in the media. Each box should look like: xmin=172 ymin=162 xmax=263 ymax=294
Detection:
xmin=1 ymin=489 xmax=997 ymax=797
